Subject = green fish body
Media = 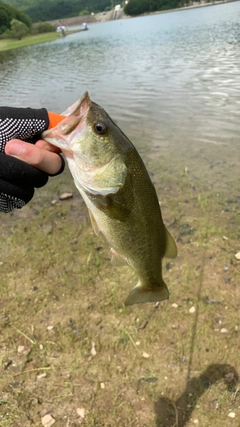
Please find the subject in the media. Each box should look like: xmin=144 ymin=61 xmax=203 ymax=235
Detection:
xmin=43 ymin=92 xmax=177 ymax=305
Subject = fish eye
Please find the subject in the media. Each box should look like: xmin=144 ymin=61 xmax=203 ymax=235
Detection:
xmin=93 ymin=122 xmax=107 ymax=135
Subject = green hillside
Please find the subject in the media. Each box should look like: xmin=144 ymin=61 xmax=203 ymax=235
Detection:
xmin=124 ymin=0 xmax=196 ymax=16
xmin=1 ymin=0 xmax=112 ymax=22
xmin=0 ymin=1 xmax=31 ymax=34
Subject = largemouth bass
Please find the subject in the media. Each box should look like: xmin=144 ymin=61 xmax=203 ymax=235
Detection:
xmin=42 ymin=92 xmax=177 ymax=305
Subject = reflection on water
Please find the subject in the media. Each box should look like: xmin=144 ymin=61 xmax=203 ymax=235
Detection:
xmin=0 ymin=2 xmax=240 ymax=192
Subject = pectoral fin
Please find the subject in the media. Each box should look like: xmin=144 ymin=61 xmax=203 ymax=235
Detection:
xmin=110 ymin=248 xmax=127 ymax=266
xmin=164 ymin=227 xmax=178 ymax=259
xmin=90 ymin=193 xmax=130 ymax=221
xmin=125 ymin=281 xmax=169 ymax=306
xmin=88 ymin=210 xmax=101 ymax=236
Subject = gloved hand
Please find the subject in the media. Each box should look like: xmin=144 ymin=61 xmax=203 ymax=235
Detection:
xmin=0 ymin=107 xmax=65 ymax=213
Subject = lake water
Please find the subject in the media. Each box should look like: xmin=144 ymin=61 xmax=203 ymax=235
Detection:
xmin=0 ymin=2 xmax=240 ymax=222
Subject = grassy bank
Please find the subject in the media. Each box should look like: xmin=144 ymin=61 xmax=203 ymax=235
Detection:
xmin=0 ymin=29 xmax=82 ymax=52
xmin=0 ymin=32 xmax=59 ymax=52
xmin=0 ymin=148 xmax=239 ymax=426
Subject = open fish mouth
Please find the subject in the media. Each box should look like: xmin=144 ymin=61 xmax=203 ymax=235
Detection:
xmin=42 ymin=92 xmax=91 ymax=149
xmin=61 ymin=91 xmax=91 ymax=120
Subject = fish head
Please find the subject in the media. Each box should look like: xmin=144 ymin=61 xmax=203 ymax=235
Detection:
xmin=43 ymin=92 xmax=128 ymax=195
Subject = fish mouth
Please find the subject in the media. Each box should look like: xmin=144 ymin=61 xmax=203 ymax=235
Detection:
xmin=61 ymin=91 xmax=91 ymax=120
xmin=42 ymin=92 xmax=91 ymax=149
xmin=57 ymin=91 xmax=91 ymax=138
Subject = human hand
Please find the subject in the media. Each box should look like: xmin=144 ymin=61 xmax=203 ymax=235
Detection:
xmin=0 ymin=107 xmax=65 ymax=213
xmin=5 ymin=139 xmax=63 ymax=175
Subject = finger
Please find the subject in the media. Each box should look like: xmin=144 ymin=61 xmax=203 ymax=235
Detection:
xmin=35 ymin=139 xmax=62 ymax=153
xmin=5 ymin=139 xmax=62 ymax=175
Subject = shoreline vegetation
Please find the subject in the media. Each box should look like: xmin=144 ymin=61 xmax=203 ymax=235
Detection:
xmin=142 ymin=0 xmax=238 ymax=16
xmin=0 ymin=28 xmax=83 ymax=52
xmin=0 ymin=0 xmax=236 ymax=52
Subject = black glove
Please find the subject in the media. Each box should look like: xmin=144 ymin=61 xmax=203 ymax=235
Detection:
xmin=0 ymin=107 xmax=63 ymax=213
xmin=0 ymin=155 xmax=49 ymax=212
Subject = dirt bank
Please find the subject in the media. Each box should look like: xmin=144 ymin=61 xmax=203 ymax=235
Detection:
xmin=48 ymin=9 xmax=127 ymax=28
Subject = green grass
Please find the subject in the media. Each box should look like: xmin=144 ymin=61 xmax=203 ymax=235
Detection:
xmin=0 ymin=159 xmax=239 ymax=426
xmin=0 ymin=32 xmax=59 ymax=51
xmin=0 ymin=29 xmax=82 ymax=52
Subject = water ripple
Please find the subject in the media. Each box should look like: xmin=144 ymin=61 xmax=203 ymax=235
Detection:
xmin=1 ymin=1 xmax=240 ymax=159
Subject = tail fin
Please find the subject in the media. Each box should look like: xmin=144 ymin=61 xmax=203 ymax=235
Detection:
xmin=124 ymin=281 xmax=169 ymax=306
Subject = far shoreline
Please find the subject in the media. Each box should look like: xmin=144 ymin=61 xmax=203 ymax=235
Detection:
xmin=53 ymin=0 xmax=238 ymax=29
xmin=0 ymin=0 xmax=238 ymax=52
xmin=138 ymin=0 xmax=239 ymax=18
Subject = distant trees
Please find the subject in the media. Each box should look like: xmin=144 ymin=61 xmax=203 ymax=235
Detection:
xmin=1 ymin=0 xmax=192 ymax=23
xmin=124 ymin=0 xmax=184 ymax=15
xmin=0 ymin=2 xmax=57 ymax=39
xmin=0 ymin=2 xmax=31 ymax=34
xmin=0 ymin=7 xmax=9 ymax=34
xmin=31 ymin=22 xmax=56 ymax=35
xmin=79 ymin=9 xmax=90 ymax=16
xmin=2 ymin=0 xmax=113 ymax=23
xmin=10 ymin=18 xmax=29 ymax=39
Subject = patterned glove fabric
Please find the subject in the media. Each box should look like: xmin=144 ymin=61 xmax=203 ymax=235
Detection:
xmin=0 ymin=154 xmax=49 ymax=212
xmin=0 ymin=107 xmax=49 ymax=147
xmin=0 ymin=107 xmax=62 ymax=213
